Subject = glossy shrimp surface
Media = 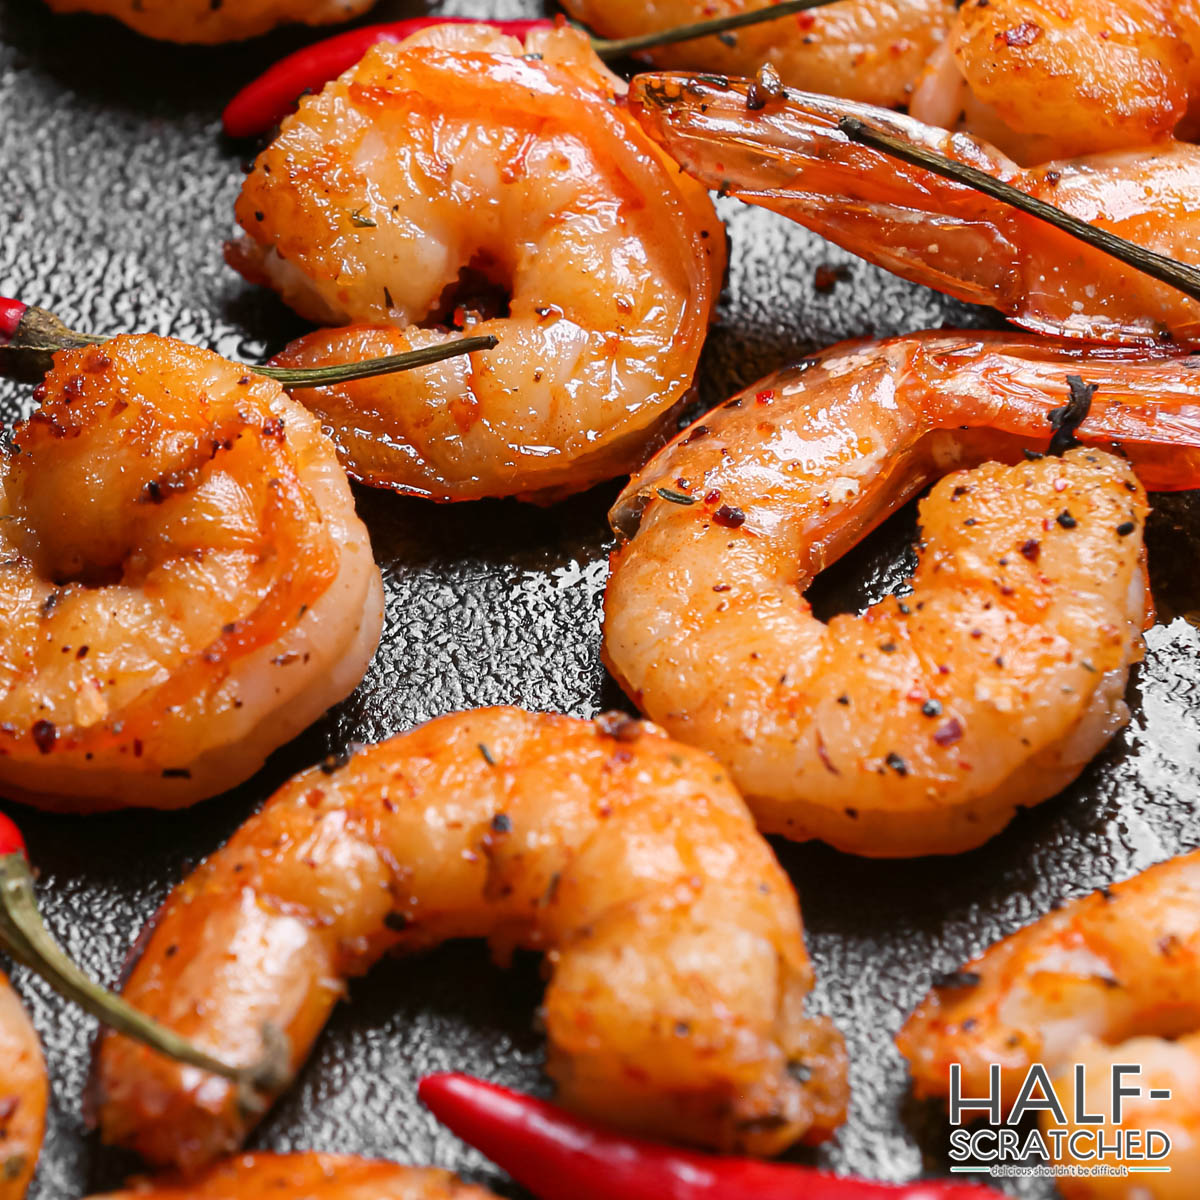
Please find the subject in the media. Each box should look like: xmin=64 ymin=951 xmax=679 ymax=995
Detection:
xmin=94 ymin=708 xmax=846 ymax=1171
xmin=88 ymin=1154 xmax=497 ymax=1200
xmin=41 ymin=0 xmax=376 ymax=44
xmin=0 ymin=335 xmax=384 ymax=812
xmin=232 ymin=24 xmax=725 ymax=502
xmin=629 ymin=74 xmax=1200 ymax=346
xmin=897 ymin=851 xmax=1200 ymax=1198
xmin=0 ymin=972 xmax=45 ymax=1200
xmin=912 ymin=0 xmax=1200 ymax=162
xmin=561 ymin=0 xmax=955 ymax=109
xmin=603 ymin=331 xmax=1200 ymax=858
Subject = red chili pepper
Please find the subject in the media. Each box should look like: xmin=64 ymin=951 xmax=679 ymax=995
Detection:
xmin=0 ymin=297 xmax=27 ymax=343
xmin=222 ymin=16 xmax=555 ymax=138
xmin=418 ymin=1073 xmax=1003 ymax=1200
xmin=0 ymin=810 xmax=26 ymax=858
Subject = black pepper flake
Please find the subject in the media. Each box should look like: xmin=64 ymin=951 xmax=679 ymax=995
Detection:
xmin=931 ymin=969 xmax=982 ymax=990
xmin=1057 ymin=511 xmax=1077 ymax=529
xmin=885 ymin=752 xmax=908 ymax=776
xmin=384 ymin=911 xmax=409 ymax=932
xmin=478 ymin=743 xmax=496 ymax=766
xmin=75 ymin=645 xmax=88 ymax=659
xmin=921 ymin=699 xmax=943 ymax=718
xmin=879 ymin=641 xmax=897 ymax=654
xmin=320 ymin=750 xmax=352 ymax=775
xmin=836 ymin=694 xmax=850 ymax=706
xmin=490 ymin=812 xmax=512 ymax=833
xmin=31 ymin=720 xmax=56 ymax=755
xmin=1019 ymin=538 xmax=1040 ymax=561
xmin=713 ymin=504 xmax=746 ymax=529
xmin=1115 ymin=521 xmax=1135 ymax=537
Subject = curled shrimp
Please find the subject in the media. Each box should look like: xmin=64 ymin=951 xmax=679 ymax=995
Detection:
xmin=0 ymin=972 xmax=44 ymax=1200
xmin=603 ymin=331 xmax=1200 ymax=858
xmin=911 ymin=0 xmax=1200 ymax=162
xmin=897 ymin=850 xmax=1200 ymax=1198
xmin=628 ymin=73 xmax=1200 ymax=347
xmin=561 ymin=0 xmax=956 ymax=110
xmin=88 ymin=1154 xmax=497 ymax=1200
xmin=229 ymin=24 xmax=725 ymax=502
xmin=94 ymin=707 xmax=846 ymax=1171
xmin=0 ymin=334 xmax=384 ymax=813
xmin=41 ymin=0 xmax=376 ymax=44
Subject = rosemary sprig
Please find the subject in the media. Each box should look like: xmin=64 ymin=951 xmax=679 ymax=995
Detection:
xmin=0 ymin=303 xmax=497 ymax=386
xmin=837 ymin=116 xmax=1200 ymax=306
xmin=594 ymin=0 xmax=839 ymax=59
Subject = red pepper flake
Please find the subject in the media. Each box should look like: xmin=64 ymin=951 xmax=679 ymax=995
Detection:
xmin=754 ymin=389 xmax=774 ymax=404
xmin=934 ymin=718 xmax=964 ymax=746
xmin=713 ymin=504 xmax=746 ymax=529
xmin=704 ymin=489 xmax=722 ymax=505
xmin=1003 ymin=20 xmax=1042 ymax=47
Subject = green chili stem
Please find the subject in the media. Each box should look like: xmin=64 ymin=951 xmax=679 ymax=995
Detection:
xmin=594 ymin=0 xmax=839 ymax=59
xmin=0 ymin=853 xmax=290 ymax=1105
xmin=837 ymin=116 xmax=1200 ymax=306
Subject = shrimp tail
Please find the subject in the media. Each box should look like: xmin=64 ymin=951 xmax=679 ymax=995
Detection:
xmin=628 ymin=74 xmax=1026 ymax=310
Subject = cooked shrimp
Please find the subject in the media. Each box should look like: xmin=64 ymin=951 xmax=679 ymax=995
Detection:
xmin=628 ymin=73 xmax=1200 ymax=346
xmin=0 ymin=334 xmax=384 ymax=812
xmin=561 ymin=0 xmax=955 ymax=110
xmin=603 ymin=331 xmax=1200 ymax=858
xmin=41 ymin=0 xmax=376 ymax=44
xmin=0 ymin=971 xmax=45 ymax=1200
xmin=87 ymin=1154 xmax=497 ymax=1200
xmin=94 ymin=707 xmax=846 ymax=1171
xmin=230 ymin=23 xmax=725 ymax=502
xmin=911 ymin=0 xmax=1200 ymax=162
xmin=897 ymin=850 xmax=1200 ymax=1198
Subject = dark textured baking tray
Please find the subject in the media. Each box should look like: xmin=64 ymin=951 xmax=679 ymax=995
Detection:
xmin=1 ymin=2 xmax=1198 ymax=1196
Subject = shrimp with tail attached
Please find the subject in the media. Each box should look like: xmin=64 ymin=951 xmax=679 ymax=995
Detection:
xmin=87 ymin=1154 xmax=498 ymax=1200
xmin=898 ymin=850 xmax=1200 ymax=1198
xmin=94 ymin=707 xmax=846 ymax=1172
xmin=0 ymin=335 xmax=383 ymax=812
xmin=40 ymin=0 xmax=376 ymax=44
xmin=628 ymin=73 xmax=1200 ymax=346
xmin=603 ymin=331 xmax=1200 ymax=858
xmin=0 ymin=972 xmax=44 ymax=1200
xmin=231 ymin=24 xmax=725 ymax=502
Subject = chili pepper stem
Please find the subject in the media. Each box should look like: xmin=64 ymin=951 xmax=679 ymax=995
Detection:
xmin=0 ymin=849 xmax=290 ymax=1108
xmin=0 ymin=301 xmax=497 ymax=386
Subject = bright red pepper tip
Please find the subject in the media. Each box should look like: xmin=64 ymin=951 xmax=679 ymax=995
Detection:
xmin=0 ymin=297 xmax=28 ymax=342
xmin=0 ymin=811 xmax=28 ymax=859
xmin=419 ymin=1073 xmax=1004 ymax=1200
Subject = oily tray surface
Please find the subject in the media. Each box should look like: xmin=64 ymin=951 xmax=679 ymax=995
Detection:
xmin=1 ymin=1 xmax=1199 ymax=1196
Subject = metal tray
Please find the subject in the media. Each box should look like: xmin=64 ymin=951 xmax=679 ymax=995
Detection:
xmin=1 ymin=3 xmax=1198 ymax=1196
